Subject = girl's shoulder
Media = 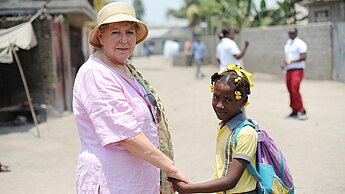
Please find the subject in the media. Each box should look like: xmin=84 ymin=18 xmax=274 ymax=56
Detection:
xmin=235 ymin=124 xmax=258 ymax=143
xmin=240 ymin=124 xmax=256 ymax=133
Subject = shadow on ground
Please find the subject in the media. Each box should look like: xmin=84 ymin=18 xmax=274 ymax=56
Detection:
xmin=0 ymin=123 xmax=34 ymax=135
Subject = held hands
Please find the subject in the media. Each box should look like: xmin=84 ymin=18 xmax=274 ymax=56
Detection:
xmin=166 ymin=169 xmax=190 ymax=184
xmin=166 ymin=177 xmax=189 ymax=193
xmin=166 ymin=168 xmax=190 ymax=193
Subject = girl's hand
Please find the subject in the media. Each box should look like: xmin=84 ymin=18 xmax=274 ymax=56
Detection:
xmin=166 ymin=177 xmax=189 ymax=193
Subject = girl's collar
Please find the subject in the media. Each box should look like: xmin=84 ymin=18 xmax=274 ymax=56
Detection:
xmin=217 ymin=112 xmax=247 ymax=140
xmin=224 ymin=112 xmax=247 ymax=130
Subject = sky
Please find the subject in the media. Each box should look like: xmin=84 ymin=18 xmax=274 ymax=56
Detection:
xmin=119 ymin=0 xmax=278 ymax=26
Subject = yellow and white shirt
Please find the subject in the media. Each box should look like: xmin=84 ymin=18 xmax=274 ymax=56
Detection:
xmin=214 ymin=113 xmax=258 ymax=193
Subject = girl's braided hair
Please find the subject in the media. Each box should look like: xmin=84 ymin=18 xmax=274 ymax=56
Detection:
xmin=210 ymin=65 xmax=253 ymax=102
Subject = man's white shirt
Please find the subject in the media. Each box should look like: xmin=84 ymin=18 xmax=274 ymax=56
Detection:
xmin=284 ymin=37 xmax=307 ymax=71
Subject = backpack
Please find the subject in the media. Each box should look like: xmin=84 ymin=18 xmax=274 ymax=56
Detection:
xmin=233 ymin=119 xmax=294 ymax=194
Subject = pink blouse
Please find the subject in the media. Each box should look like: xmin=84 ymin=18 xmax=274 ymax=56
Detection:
xmin=73 ymin=55 xmax=160 ymax=194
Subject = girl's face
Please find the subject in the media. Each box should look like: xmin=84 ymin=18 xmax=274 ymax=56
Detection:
xmin=98 ymin=21 xmax=136 ymax=65
xmin=212 ymin=80 xmax=246 ymax=123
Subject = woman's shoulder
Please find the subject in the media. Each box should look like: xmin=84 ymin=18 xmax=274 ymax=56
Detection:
xmin=78 ymin=55 xmax=114 ymax=75
xmin=80 ymin=55 xmax=103 ymax=69
xmin=75 ymin=57 xmax=123 ymax=88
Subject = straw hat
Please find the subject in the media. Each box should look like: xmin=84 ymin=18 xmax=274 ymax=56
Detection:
xmin=89 ymin=1 xmax=149 ymax=48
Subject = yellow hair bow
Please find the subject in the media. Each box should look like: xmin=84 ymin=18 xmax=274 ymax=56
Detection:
xmin=219 ymin=64 xmax=254 ymax=87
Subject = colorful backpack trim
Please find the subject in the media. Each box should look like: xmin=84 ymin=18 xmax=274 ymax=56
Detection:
xmin=233 ymin=120 xmax=295 ymax=194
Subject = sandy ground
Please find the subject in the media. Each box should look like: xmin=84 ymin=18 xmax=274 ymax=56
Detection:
xmin=0 ymin=55 xmax=344 ymax=194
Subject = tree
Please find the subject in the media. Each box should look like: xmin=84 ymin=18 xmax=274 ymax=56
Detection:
xmin=167 ymin=0 xmax=308 ymax=35
xmin=133 ymin=0 xmax=145 ymax=20
xmin=251 ymin=0 xmax=284 ymax=27
xmin=92 ymin=0 xmax=106 ymax=11
xmin=250 ymin=0 xmax=308 ymax=26
xmin=276 ymin=0 xmax=307 ymax=24
xmin=166 ymin=0 xmax=201 ymax=25
xmin=167 ymin=0 xmax=255 ymax=34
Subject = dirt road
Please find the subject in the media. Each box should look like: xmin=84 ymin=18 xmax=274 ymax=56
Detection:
xmin=1 ymin=55 xmax=344 ymax=194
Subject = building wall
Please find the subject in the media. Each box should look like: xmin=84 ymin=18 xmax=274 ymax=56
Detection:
xmin=308 ymin=0 xmax=345 ymax=23
xmin=202 ymin=22 xmax=345 ymax=81
xmin=333 ymin=22 xmax=345 ymax=81
xmin=0 ymin=0 xmax=97 ymax=120
xmin=240 ymin=23 xmax=333 ymax=80
xmin=51 ymin=20 xmax=71 ymax=115
xmin=0 ymin=19 xmax=54 ymax=109
xmin=0 ymin=17 xmax=79 ymax=117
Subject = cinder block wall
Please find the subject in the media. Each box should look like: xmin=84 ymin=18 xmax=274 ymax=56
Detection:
xmin=240 ymin=23 xmax=333 ymax=80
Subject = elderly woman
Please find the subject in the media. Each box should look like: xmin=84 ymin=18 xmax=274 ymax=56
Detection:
xmin=72 ymin=2 xmax=188 ymax=193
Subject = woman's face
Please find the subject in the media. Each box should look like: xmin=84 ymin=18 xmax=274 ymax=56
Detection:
xmin=98 ymin=21 xmax=136 ymax=65
xmin=212 ymin=80 xmax=245 ymax=123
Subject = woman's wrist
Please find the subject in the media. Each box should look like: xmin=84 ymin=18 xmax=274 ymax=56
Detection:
xmin=164 ymin=163 xmax=178 ymax=174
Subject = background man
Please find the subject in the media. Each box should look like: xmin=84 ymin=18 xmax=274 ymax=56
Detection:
xmin=282 ymin=27 xmax=308 ymax=120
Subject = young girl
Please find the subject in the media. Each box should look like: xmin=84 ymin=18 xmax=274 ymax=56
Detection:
xmin=168 ymin=64 xmax=258 ymax=193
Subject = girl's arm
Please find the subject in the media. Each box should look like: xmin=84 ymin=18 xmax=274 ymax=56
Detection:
xmin=170 ymin=158 xmax=248 ymax=193
xmin=120 ymin=132 xmax=189 ymax=183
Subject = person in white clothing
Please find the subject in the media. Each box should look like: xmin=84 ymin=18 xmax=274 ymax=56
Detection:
xmin=281 ymin=27 xmax=308 ymax=120
xmin=216 ymin=29 xmax=249 ymax=71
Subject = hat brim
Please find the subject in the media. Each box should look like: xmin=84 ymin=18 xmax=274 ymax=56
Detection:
xmin=89 ymin=13 xmax=148 ymax=48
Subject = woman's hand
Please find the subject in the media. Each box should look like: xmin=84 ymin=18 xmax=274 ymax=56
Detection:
xmin=166 ymin=170 xmax=190 ymax=193
xmin=166 ymin=169 xmax=190 ymax=184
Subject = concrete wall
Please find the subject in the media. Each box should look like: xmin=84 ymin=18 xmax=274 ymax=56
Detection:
xmin=333 ymin=22 xmax=345 ymax=81
xmin=173 ymin=22 xmax=344 ymax=81
xmin=240 ymin=23 xmax=333 ymax=80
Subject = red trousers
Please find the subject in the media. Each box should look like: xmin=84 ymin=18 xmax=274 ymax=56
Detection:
xmin=286 ymin=69 xmax=305 ymax=112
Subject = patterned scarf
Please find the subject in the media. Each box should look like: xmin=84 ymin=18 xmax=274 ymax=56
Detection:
xmin=126 ymin=60 xmax=174 ymax=194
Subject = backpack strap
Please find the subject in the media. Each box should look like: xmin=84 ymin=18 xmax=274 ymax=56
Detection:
xmin=232 ymin=120 xmax=264 ymax=183
xmin=247 ymin=164 xmax=262 ymax=182
xmin=233 ymin=121 xmax=255 ymax=147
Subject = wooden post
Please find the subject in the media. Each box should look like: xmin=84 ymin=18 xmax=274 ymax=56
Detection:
xmin=10 ymin=45 xmax=41 ymax=138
